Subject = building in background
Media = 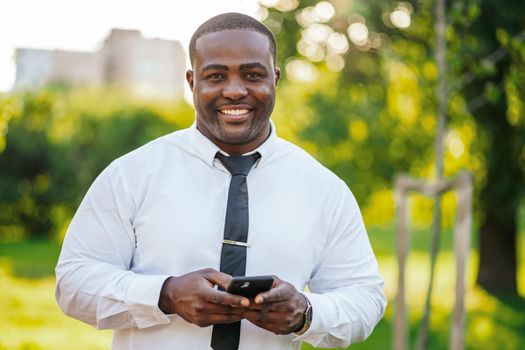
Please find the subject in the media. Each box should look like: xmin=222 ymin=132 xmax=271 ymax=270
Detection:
xmin=13 ymin=29 xmax=186 ymax=99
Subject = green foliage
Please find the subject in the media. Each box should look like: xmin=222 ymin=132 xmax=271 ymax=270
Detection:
xmin=0 ymin=87 xmax=193 ymax=240
xmin=265 ymin=0 xmax=486 ymax=228
xmin=263 ymin=0 xmax=525 ymax=294
xmin=0 ymin=94 xmax=16 ymax=153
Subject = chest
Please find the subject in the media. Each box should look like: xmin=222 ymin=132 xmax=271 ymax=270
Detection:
xmin=130 ymin=165 xmax=330 ymax=287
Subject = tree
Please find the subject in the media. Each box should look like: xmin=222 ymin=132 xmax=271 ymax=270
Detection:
xmin=454 ymin=0 xmax=525 ymax=295
xmin=262 ymin=0 xmax=525 ymax=296
xmin=0 ymin=87 xmax=193 ymax=240
xmin=266 ymin=0 xmax=438 ymax=203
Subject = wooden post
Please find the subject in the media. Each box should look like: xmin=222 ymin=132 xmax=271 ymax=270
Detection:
xmin=393 ymin=171 xmax=472 ymax=350
xmin=417 ymin=0 xmax=449 ymax=345
xmin=450 ymin=172 xmax=473 ymax=350
xmin=394 ymin=181 xmax=409 ymax=350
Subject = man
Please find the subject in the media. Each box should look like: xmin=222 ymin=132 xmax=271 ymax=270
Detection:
xmin=56 ymin=12 xmax=386 ymax=350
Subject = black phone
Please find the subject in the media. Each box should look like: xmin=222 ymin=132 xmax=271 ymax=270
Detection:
xmin=226 ymin=275 xmax=275 ymax=298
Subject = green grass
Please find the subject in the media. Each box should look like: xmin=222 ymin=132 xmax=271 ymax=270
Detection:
xmin=0 ymin=227 xmax=524 ymax=350
xmin=0 ymin=240 xmax=112 ymax=350
xmin=0 ymin=240 xmax=61 ymax=278
xmin=302 ymin=250 xmax=525 ymax=350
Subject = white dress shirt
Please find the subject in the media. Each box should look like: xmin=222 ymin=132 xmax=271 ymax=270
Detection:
xmin=55 ymin=122 xmax=386 ymax=350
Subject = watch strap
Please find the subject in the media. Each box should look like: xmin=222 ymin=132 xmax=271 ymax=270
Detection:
xmin=293 ymin=294 xmax=312 ymax=336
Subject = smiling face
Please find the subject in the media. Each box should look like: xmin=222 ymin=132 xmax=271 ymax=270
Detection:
xmin=187 ymin=29 xmax=280 ymax=155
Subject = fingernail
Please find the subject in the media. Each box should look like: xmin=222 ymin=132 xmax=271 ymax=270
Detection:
xmin=241 ymin=299 xmax=249 ymax=307
xmin=255 ymin=296 xmax=263 ymax=304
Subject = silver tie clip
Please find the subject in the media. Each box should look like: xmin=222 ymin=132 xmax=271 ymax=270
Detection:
xmin=223 ymin=239 xmax=250 ymax=247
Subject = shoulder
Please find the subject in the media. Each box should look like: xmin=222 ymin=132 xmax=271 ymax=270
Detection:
xmin=94 ymin=128 xmax=191 ymax=195
xmin=93 ymin=128 xmax=191 ymax=208
xmin=111 ymin=128 xmax=190 ymax=173
xmin=271 ymin=137 xmax=361 ymax=225
xmin=274 ymin=137 xmax=344 ymax=187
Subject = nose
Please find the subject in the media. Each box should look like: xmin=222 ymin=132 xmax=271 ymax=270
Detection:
xmin=222 ymin=77 xmax=248 ymax=100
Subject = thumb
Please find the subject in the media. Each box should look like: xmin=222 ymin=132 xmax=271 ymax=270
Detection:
xmin=203 ymin=269 xmax=232 ymax=290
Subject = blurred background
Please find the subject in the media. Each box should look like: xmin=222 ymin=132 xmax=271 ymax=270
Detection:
xmin=0 ymin=0 xmax=524 ymax=349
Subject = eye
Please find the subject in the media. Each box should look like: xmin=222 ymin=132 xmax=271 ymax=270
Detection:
xmin=246 ymin=72 xmax=262 ymax=79
xmin=207 ymin=73 xmax=225 ymax=80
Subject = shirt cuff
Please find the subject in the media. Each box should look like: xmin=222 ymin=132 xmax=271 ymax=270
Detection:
xmin=292 ymin=291 xmax=353 ymax=346
xmin=125 ymin=274 xmax=173 ymax=329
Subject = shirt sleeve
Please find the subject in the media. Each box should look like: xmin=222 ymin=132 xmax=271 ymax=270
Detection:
xmin=55 ymin=161 xmax=172 ymax=330
xmin=294 ymin=179 xmax=387 ymax=348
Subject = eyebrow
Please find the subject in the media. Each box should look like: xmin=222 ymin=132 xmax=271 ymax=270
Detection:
xmin=202 ymin=64 xmax=228 ymax=72
xmin=239 ymin=62 xmax=268 ymax=71
xmin=201 ymin=62 xmax=269 ymax=72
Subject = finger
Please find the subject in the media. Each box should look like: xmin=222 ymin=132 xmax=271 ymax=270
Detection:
xmin=243 ymin=312 xmax=284 ymax=334
xmin=206 ymin=312 xmax=244 ymax=325
xmin=243 ymin=310 xmax=269 ymax=324
xmin=207 ymin=288 xmax=250 ymax=307
xmin=244 ymin=303 xmax=263 ymax=311
xmin=189 ymin=307 xmax=244 ymax=327
xmin=245 ymin=300 xmax=287 ymax=311
xmin=201 ymin=268 xmax=233 ymax=290
xmin=245 ymin=311 xmax=301 ymax=335
xmin=254 ymin=284 xmax=290 ymax=304
xmin=203 ymin=302 xmax=246 ymax=316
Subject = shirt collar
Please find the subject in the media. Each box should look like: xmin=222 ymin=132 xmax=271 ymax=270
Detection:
xmin=187 ymin=119 xmax=278 ymax=170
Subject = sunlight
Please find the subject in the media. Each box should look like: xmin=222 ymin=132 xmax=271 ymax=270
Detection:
xmin=285 ymin=59 xmax=318 ymax=82
xmin=314 ymin=1 xmax=335 ymax=23
xmin=327 ymin=32 xmax=349 ymax=54
xmin=390 ymin=8 xmax=411 ymax=29
xmin=296 ymin=7 xmax=320 ymax=28
xmin=325 ymin=54 xmax=345 ymax=72
xmin=303 ymin=23 xmax=333 ymax=44
xmin=347 ymin=22 xmax=369 ymax=46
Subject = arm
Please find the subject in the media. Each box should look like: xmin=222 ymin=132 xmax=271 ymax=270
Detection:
xmin=55 ymin=162 xmax=171 ymax=329
xmin=55 ymin=162 xmax=248 ymax=330
xmin=243 ymin=180 xmax=386 ymax=347
xmin=296 ymin=180 xmax=387 ymax=348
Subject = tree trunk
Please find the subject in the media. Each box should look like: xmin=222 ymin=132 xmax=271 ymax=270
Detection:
xmin=463 ymin=0 xmax=523 ymax=297
xmin=469 ymin=82 xmax=520 ymax=296
xmin=477 ymin=209 xmax=518 ymax=294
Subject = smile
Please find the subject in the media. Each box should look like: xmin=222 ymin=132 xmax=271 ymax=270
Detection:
xmin=219 ymin=108 xmax=251 ymax=116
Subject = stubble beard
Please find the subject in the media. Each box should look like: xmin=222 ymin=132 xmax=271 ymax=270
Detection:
xmin=198 ymin=98 xmax=274 ymax=147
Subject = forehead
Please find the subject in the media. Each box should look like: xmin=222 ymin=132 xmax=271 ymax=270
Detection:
xmin=193 ymin=30 xmax=273 ymax=68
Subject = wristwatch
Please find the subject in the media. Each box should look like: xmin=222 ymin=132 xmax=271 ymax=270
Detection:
xmin=293 ymin=294 xmax=313 ymax=335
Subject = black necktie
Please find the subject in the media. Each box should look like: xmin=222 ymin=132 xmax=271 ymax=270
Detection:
xmin=211 ymin=152 xmax=260 ymax=350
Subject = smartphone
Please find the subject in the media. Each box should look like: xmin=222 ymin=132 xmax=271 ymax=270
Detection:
xmin=226 ymin=275 xmax=275 ymax=298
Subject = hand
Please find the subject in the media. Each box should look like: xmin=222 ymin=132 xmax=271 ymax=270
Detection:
xmin=242 ymin=277 xmax=307 ymax=335
xmin=158 ymin=268 xmax=250 ymax=327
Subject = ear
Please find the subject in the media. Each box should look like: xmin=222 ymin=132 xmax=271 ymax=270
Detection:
xmin=274 ymin=67 xmax=281 ymax=86
xmin=186 ymin=70 xmax=194 ymax=92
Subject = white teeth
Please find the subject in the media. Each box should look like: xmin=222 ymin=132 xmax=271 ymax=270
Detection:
xmin=221 ymin=109 xmax=250 ymax=116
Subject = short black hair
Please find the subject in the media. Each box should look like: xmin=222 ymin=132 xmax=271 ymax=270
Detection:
xmin=189 ymin=12 xmax=277 ymax=67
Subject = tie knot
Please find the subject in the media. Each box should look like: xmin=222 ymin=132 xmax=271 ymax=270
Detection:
xmin=216 ymin=152 xmax=260 ymax=176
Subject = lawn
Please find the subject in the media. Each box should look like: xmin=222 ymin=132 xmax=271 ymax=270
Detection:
xmin=0 ymin=227 xmax=524 ymax=350
xmin=0 ymin=240 xmax=112 ymax=350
